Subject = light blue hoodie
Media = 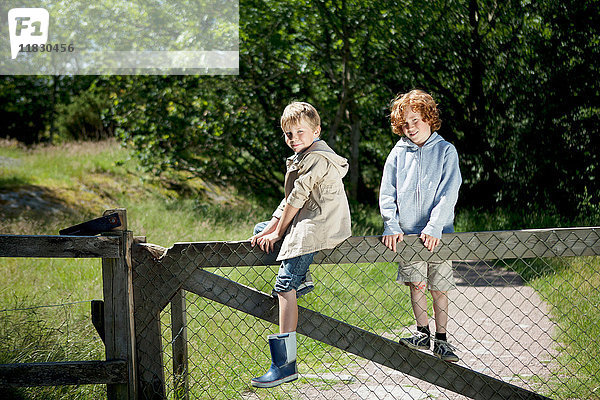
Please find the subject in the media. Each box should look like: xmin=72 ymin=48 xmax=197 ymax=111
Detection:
xmin=379 ymin=132 xmax=462 ymax=239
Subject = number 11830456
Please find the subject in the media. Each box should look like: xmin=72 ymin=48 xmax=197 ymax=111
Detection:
xmin=18 ymin=43 xmax=74 ymax=52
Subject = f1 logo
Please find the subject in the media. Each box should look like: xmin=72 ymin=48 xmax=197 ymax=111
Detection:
xmin=8 ymin=8 xmax=49 ymax=59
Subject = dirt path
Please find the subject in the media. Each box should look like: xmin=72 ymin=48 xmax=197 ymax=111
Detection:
xmin=291 ymin=262 xmax=557 ymax=399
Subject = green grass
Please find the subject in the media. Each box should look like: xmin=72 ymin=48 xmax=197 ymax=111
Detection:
xmin=0 ymin=302 xmax=105 ymax=400
xmin=531 ymin=257 xmax=600 ymax=398
xmin=1 ymin=139 xmax=599 ymax=399
xmin=455 ymin=206 xmax=600 ymax=232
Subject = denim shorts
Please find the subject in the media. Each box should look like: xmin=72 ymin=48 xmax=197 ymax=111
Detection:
xmin=253 ymin=221 xmax=315 ymax=293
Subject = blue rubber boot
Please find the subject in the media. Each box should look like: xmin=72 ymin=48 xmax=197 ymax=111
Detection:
xmin=251 ymin=332 xmax=298 ymax=388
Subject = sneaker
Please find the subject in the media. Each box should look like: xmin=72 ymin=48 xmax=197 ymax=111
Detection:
xmin=433 ymin=339 xmax=459 ymax=362
xmin=399 ymin=331 xmax=430 ymax=350
xmin=296 ymin=270 xmax=314 ymax=298
xmin=271 ymin=270 xmax=315 ymax=298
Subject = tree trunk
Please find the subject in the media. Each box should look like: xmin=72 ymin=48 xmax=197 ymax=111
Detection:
xmin=348 ymin=107 xmax=360 ymax=201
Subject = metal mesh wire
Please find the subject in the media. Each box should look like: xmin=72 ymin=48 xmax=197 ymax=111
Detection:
xmin=0 ymin=300 xmax=105 ymax=363
xmin=0 ymin=300 xmax=107 ymax=399
xmin=132 ymin=228 xmax=600 ymax=400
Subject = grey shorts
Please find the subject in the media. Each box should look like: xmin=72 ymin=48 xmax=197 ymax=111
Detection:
xmin=397 ymin=260 xmax=456 ymax=291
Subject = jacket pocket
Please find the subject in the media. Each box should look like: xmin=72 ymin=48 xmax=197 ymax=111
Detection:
xmin=320 ymin=183 xmax=344 ymax=196
xmin=318 ymin=184 xmax=343 ymax=206
xmin=305 ymin=196 xmax=320 ymax=212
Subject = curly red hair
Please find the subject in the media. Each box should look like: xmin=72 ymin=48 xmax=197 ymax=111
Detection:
xmin=390 ymin=89 xmax=441 ymax=136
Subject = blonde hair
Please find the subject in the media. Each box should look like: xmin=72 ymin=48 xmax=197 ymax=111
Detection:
xmin=280 ymin=101 xmax=321 ymax=132
xmin=390 ymin=89 xmax=441 ymax=136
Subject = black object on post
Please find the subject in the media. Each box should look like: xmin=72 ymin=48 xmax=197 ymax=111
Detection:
xmin=59 ymin=213 xmax=122 ymax=236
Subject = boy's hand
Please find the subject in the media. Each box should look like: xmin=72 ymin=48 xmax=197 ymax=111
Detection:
xmin=419 ymin=233 xmax=439 ymax=252
xmin=255 ymin=232 xmax=282 ymax=254
xmin=249 ymin=232 xmax=267 ymax=247
xmin=381 ymin=233 xmax=404 ymax=252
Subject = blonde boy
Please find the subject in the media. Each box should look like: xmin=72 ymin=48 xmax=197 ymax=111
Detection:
xmin=379 ymin=89 xmax=462 ymax=362
xmin=250 ymin=101 xmax=351 ymax=387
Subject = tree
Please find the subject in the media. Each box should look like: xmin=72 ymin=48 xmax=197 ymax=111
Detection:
xmin=3 ymin=0 xmax=597 ymax=217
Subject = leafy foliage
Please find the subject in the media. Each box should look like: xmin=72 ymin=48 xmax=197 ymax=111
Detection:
xmin=0 ymin=0 xmax=598 ymax=217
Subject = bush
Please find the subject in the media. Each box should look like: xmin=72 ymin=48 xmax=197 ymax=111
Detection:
xmin=54 ymin=91 xmax=114 ymax=142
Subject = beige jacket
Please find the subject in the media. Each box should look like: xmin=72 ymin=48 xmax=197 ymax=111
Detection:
xmin=273 ymin=140 xmax=352 ymax=261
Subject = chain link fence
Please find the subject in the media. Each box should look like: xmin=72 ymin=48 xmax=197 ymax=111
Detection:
xmin=0 ymin=299 xmax=108 ymax=399
xmin=132 ymin=227 xmax=600 ymax=400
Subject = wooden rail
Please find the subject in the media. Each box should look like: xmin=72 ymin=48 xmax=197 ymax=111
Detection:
xmin=0 ymin=360 xmax=127 ymax=386
xmin=168 ymin=226 xmax=600 ymax=268
xmin=0 ymin=234 xmax=121 ymax=258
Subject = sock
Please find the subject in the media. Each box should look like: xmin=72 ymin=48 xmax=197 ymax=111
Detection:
xmin=435 ymin=332 xmax=447 ymax=341
xmin=417 ymin=325 xmax=430 ymax=336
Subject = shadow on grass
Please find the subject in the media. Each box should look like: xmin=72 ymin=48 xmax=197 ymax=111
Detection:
xmin=504 ymin=257 xmax=570 ymax=282
xmin=0 ymin=184 xmax=70 ymax=216
xmin=0 ymin=183 xmax=108 ymax=235
xmin=454 ymin=257 xmax=571 ymax=286
xmin=0 ymin=176 xmax=32 ymax=189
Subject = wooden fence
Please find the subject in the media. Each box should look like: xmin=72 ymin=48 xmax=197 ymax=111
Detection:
xmin=131 ymin=226 xmax=599 ymax=400
xmin=0 ymin=209 xmax=137 ymax=399
xmin=1 ymin=208 xmax=599 ymax=399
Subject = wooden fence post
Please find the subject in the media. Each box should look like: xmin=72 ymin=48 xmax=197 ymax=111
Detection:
xmin=102 ymin=209 xmax=137 ymax=400
xmin=171 ymin=290 xmax=189 ymax=400
xmin=132 ymin=238 xmax=167 ymax=400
